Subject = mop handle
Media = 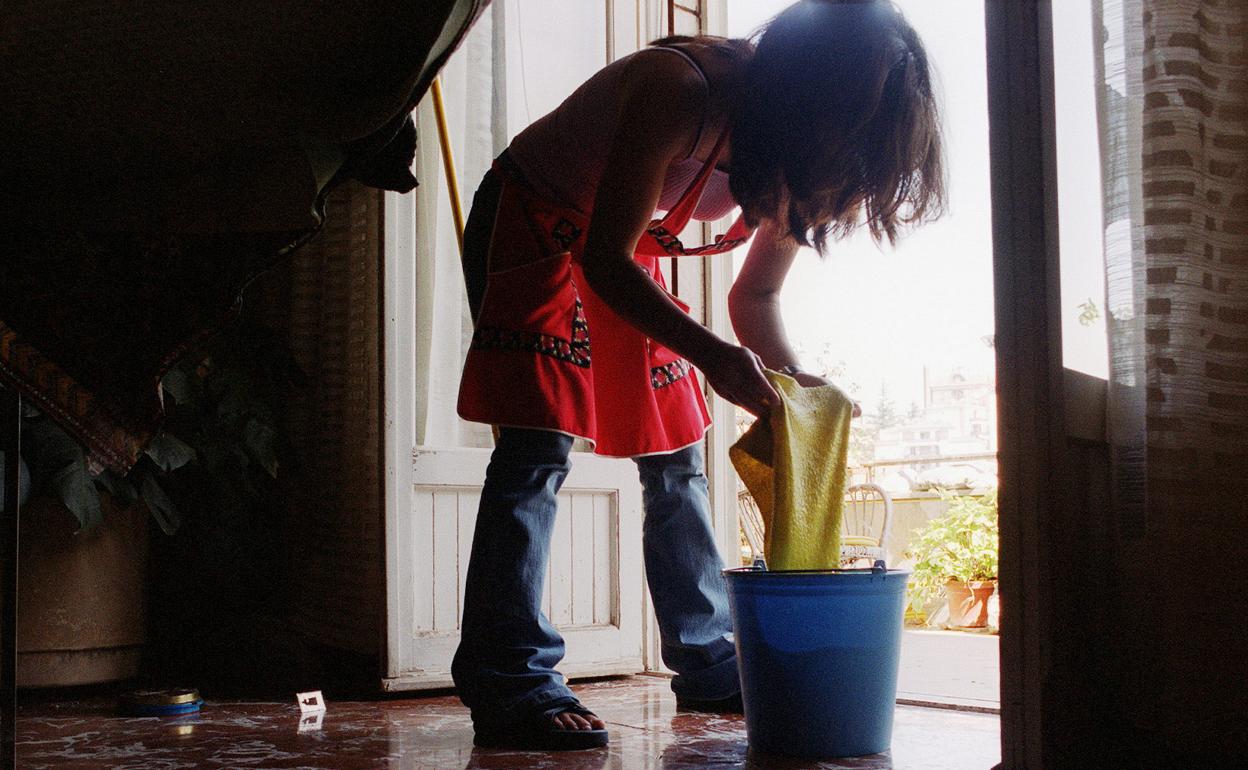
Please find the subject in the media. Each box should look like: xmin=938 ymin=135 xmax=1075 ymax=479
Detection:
xmin=431 ymin=77 xmax=492 ymax=444
xmin=430 ymin=77 xmax=466 ymax=256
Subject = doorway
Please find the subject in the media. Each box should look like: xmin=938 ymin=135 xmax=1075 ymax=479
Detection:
xmin=722 ymin=0 xmax=1003 ymax=732
xmin=377 ymin=0 xmax=1107 ymax=765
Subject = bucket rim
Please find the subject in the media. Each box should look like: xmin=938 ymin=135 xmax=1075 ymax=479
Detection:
xmin=722 ymin=566 xmax=911 ymax=578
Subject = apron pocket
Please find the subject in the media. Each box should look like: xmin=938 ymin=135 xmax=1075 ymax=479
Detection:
xmin=473 ymin=252 xmax=591 ymax=368
xmin=648 ymin=292 xmax=694 ymax=389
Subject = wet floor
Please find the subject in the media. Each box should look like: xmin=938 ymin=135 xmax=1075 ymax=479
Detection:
xmin=16 ymin=676 xmax=1000 ymax=769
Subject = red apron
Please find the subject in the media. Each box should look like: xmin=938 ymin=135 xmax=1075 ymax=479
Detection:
xmin=458 ymin=136 xmax=753 ymax=457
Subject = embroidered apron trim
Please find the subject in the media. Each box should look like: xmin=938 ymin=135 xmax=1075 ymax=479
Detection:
xmin=645 ymin=224 xmax=751 ymax=257
xmin=552 ymin=218 xmax=583 ymax=250
xmin=651 ymin=358 xmax=693 ymax=389
xmin=458 ymin=129 xmax=754 ymax=458
xmin=471 ymin=297 xmax=591 ymax=368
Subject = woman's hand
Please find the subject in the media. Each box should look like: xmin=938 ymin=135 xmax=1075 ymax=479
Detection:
xmin=699 ymin=341 xmax=780 ymax=418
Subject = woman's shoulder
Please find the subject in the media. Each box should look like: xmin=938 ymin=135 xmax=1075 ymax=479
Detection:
xmin=633 ymin=37 xmax=750 ymax=84
xmin=648 ymin=35 xmax=754 ymax=61
xmin=618 ymin=45 xmax=710 ymax=101
xmin=604 ymin=48 xmax=711 ymax=141
xmin=620 ymin=39 xmax=748 ymax=158
xmin=565 ymin=37 xmax=748 ymax=124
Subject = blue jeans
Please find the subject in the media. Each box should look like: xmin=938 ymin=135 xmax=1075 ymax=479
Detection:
xmin=451 ymin=427 xmax=738 ymax=720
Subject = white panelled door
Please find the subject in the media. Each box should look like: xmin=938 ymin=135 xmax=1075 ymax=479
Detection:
xmin=386 ymin=448 xmax=645 ymax=689
xmin=383 ymin=0 xmax=653 ymax=691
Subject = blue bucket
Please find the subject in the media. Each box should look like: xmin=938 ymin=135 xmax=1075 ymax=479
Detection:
xmin=723 ymin=564 xmax=910 ymax=758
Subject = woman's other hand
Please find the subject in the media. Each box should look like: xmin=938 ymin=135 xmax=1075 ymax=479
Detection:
xmin=790 ymin=370 xmax=863 ymax=418
xmin=791 ymin=370 xmax=832 ymax=389
xmin=700 ymin=342 xmax=779 ymax=418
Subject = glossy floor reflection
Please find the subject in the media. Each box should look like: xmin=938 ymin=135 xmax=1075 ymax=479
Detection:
xmin=18 ymin=676 xmax=999 ymax=769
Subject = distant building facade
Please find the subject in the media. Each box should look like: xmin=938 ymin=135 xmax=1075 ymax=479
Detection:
xmin=870 ymin=367 xmax=997 ymax=492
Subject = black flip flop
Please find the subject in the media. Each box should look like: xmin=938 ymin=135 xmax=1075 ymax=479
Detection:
xmin=676 ymin=691 xmax=744 ymax=714
xmin=473 ymin=699 xmax=610 ymax=751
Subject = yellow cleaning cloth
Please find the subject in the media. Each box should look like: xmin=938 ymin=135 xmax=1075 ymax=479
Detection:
xmin=730 ymin=371 xmax=855 ymax=571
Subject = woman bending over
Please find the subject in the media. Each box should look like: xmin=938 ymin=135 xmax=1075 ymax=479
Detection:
xmin=452 ymin=0 xmax=944 ymax=751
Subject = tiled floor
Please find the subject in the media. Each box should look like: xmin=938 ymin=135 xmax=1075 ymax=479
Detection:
xmin=897 ymin=630 xmax=999 ymax=711
xmin=17 ymin=676 xmax=1000 ymax=769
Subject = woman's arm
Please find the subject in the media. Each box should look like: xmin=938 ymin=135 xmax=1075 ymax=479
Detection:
xmin=730 ymin=224 xmax=862 ymax=415
xmin=580 ymin=53 xmax=778 ymax=416
xmin=728 ymin=218 xmax=803 ymax=372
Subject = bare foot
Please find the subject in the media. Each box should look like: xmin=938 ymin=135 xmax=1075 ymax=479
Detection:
xmin=552 ymin=710 xmax=607 ymax=731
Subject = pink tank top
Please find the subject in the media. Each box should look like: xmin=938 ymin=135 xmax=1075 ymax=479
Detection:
xmin=506 ymin=46 xmax=737 ymax=222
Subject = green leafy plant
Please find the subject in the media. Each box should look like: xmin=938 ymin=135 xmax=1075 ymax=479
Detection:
xmin=13 ymin=318 xmax=303 ymax=533
xmin=906 ymin=489 xmax=999 ymax=617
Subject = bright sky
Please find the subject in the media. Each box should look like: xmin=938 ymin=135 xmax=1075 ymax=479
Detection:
xmin=726 ymin=0 xmax=1108 ymax=413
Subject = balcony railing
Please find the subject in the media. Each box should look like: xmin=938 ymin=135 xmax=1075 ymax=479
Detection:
xmin=852 ymin=451 xmax=999 ymax=490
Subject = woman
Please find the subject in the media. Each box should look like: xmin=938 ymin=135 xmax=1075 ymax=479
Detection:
xmin=452 ymin=0 xmax=944 ymax=751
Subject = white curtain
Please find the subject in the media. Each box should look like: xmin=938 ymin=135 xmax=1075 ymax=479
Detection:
xmin=1098 ymin=0 xmax=1248 ymax=525
xmin=1095 ymin=0 xmax=1248 ymax=750
xmin=411 ymin=2 xmax=508 ymax=449
xmin=1097 ymin=0 xmax=1149 ymax=534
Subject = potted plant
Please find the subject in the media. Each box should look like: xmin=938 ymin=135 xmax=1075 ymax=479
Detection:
xmin=905 ymin=489 xmax=998 ymax=629
xmin=2 ymin=317 xmax=300 ymax=687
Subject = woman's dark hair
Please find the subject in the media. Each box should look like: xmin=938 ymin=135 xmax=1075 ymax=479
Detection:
xmin=722 ymin=0 xmax=945 ymax=249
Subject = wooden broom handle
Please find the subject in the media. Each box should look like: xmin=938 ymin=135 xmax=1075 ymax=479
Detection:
xmin=430 ymin=77 xmax=466 ymax=256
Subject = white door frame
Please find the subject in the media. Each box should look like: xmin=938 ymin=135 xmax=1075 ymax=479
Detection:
xmin=383 ymin=0 xmax=677 ymax=691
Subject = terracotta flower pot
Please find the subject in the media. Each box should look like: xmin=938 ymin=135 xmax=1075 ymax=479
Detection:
xmin=0 ymin=494 xmax=148 ymax=687
xmin=945 ymin=579 xmax=996 ymax=629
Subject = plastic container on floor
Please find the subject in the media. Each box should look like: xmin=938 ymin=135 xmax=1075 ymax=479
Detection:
xmin=723 ymin=563 xmax=910 ymax=759
xmin=119 ymin=688 xmax=203 ymax=717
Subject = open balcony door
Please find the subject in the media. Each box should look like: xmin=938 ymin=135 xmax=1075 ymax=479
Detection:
xmin=986 ymin=2 xmax=1121 ymax=766
xmin=382 ymin=0 xmax=666 ymax=692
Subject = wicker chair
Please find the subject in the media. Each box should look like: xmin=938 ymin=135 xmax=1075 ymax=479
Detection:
xmin=838 ymin=483 xmax=894 ymax=567
xmin=738 ymin=488 xmax=766 ymax=562
xmin=736 ymin=483 xmax=893 ymax=567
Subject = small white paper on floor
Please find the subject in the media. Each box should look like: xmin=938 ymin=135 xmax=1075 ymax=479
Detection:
xmin=298 ymin=711 xmax=325 ymax=733
xmin=296 ymin=690 xmax=327 ymax=714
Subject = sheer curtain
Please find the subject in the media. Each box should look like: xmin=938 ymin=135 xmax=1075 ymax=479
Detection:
xmin=410 ymin=2 xmax=508 ymax=449
xmin=1098 ymin=0 xmax=1148 ymax=536
xmin=1097 ymin=0 xmax=1248 ymax=749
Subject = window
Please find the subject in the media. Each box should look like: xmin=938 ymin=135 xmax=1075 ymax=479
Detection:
xmin=1054 ymin=0 xmax=1110 ymax=379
